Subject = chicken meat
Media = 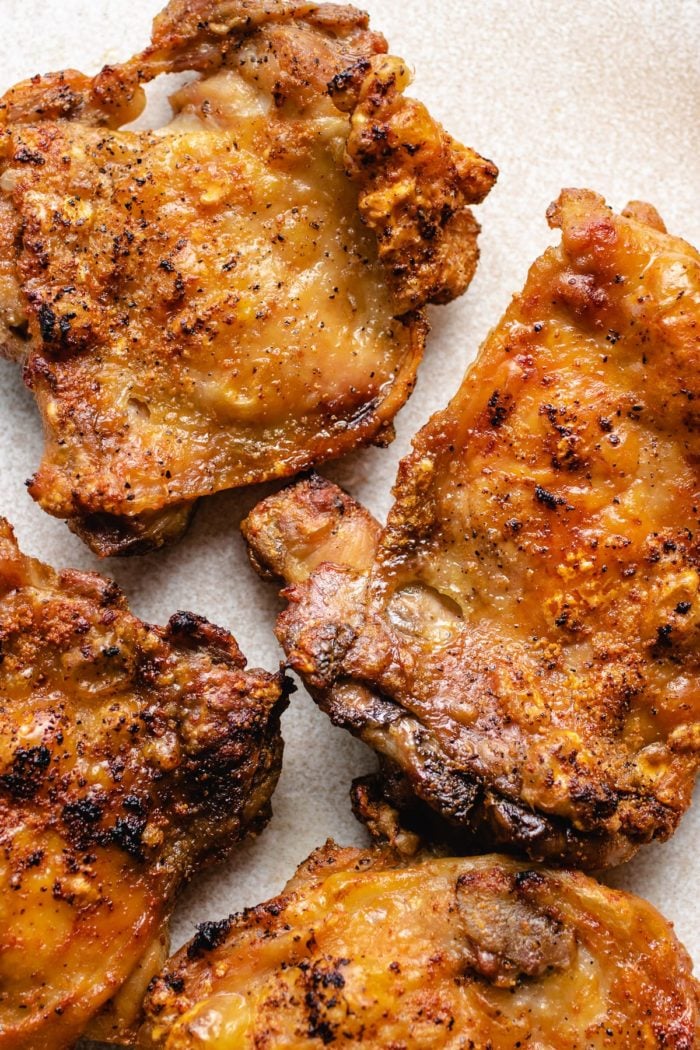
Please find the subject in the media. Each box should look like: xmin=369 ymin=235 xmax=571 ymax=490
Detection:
xmin=0 ymin=0 xmax=496 ymax=556
xmin=244 ymin=189 xmax=700 ymax=869
xmin=139 ymin=840 xmax=699 ymax=1048
xmin=0 ymin=518 xmax=287 ymax=1048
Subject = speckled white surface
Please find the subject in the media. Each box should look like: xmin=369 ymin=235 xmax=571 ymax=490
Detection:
xmin=0 ymin=0 xmax=698 ymax=1040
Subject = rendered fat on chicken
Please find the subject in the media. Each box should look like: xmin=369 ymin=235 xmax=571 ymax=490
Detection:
xmin=0 ymin=0 xmax=497 ymax=557
xmin=244 ymin=189 xmax=700 ymax=869
xmin=138 ymin=841 xmax=699 ymax=1048
xmin=0 ymin=519 xmax=286 ymax=1049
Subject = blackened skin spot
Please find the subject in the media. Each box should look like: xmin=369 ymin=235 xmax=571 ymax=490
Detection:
xmin=0 ymin=745 xmax=51 ymax=800
xmin=123 ymin=793 xmax=147 ymax=815
xmin=62 ymin=796 xmax=105 ymax=850
xmin=569 ymin=782 xmax=618 ymax=820
xmin=535 ymin=484 xmax=566 ymax=509
xmin=655 ymin=624 xmax=673 ymax=650
xmin=315 ymin=968 xmax=346 ymax=990
xmin=307 ymin=1015 xmax=336 ymax=1045
xmin=676 ymin=601 xmax=692 ymax=615
xmin=168 ymin=611 xmax=205 ymax=637
xmin=37 ymin=303 xmax=57 ymax=342
xmin=487 ymin=389 xmax=511 ymax=428
xmin=187 ymin=918 xmax=234 ymax=959
xmin=58 ymin=313 xmax=76 ymax=339
xmin=100 ymin=580 xmax=123 ymax=607
xmin=14 ymin=145 xmax=46 ymax=166
xmin=164 ymin=972 xmax=185 ymax=993
xmin=303 ymin=959 xmax=350 ymax=1045
xmin=514 ymin=869 xmax=546 ymax=891
xmin=327 ymin=58 xmax=371 ymax=96
xmin=110 ymin=815 xmax=147 ymax=860
xmin=63 ymin=797 xmax=103 ymax=826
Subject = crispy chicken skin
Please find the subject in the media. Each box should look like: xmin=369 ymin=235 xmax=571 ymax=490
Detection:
xmin=0 ymin=0 xmax=496 ymax=557
xmin=244 ymin=190 xmax=700 ymax=869
xmin=0 ymin=519 xmax=287 ymax=1049
xmin=139 ymin=841 xmax=699 ymax=1049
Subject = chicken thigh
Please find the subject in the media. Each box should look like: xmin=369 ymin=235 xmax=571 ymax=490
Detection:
xmin=0 ymin=0 xmax=496 ymax=555
xmin=140 ymin=841 xmax=699 ymax=1048
xmin=244 ymin=190 xmax=700 ymax=869
xmin=0 ymin=519 xmax=286 ymax=1048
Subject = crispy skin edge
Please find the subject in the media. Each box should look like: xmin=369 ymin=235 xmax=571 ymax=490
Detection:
xmin=68 ymin=502 xmax=198 ymax=559
xmin=57 ymin=314 xmax=423 ymax=557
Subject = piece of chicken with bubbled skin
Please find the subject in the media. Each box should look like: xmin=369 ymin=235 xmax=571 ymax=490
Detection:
xmin=244 ymin=189 xmax=700 ymax=871
xmin=0 ymin=0 xmax=496 ymax=557
xmin=139 ymin=839 xmax=700 ymax=1049
xmin=0 ymin=518 xmax=287 ymax=1049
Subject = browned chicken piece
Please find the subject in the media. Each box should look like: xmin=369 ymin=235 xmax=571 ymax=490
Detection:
xmin=139 ymin=840 xmax=699 ymax=1049
xmin=0 ymin=519 xmax=287 ymax=1049
xmin=244 ymin=189 xmax=700 ymax=869
xmin=0 ymin=0 xmax=496 ymax=557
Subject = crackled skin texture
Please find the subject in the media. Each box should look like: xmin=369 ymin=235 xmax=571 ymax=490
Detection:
xmin=139 ymin=842 xmax=699 ymax=1049
xmin=244 ymin=190 xmax=700 ymax=869
xmin=0 ymin=519 xmax=286 ymax=1049
xmin=0 ymin=0 xmax=496 ymax=557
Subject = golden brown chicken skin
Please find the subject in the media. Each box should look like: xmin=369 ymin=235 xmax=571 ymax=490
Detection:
xmin=139 ymin=841 xmax=699 ymax=1049
xmin=0 ymin=519 xmax=287 ymax=1049
xmin=244 ymin=190 xmax=700 ymax=869
xmin=0 ymin=0 xmax=496 ymax=557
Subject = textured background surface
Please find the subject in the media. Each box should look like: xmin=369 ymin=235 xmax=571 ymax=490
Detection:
xmin=0 ymin=0 xmax=698 ymax=1039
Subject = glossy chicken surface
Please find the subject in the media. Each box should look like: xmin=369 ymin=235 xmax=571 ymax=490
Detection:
xmin=0 ymin=0 xmax=496 ymax=557
xmin=139 ymin=841 xmax=699 ymax=1048
xmin=244 ymin=190 xmax=700 ymax=869
xmin=0 ymin=519 xmax=286 ymax=1049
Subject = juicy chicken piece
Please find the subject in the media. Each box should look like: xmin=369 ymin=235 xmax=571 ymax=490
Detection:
xmin=0 ymin=519 xmax=286 ymax=1049
xmin=0 ymin=0 xmax=496 ymax=557
xmin=139 ymin=841 xmax=699 ymax=1049
xmin=244 ymin=190 xmax=700 ymax=869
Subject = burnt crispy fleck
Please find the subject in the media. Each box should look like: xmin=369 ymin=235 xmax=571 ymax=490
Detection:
xmin=188 ymin=918 xmax=235 ymax=960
